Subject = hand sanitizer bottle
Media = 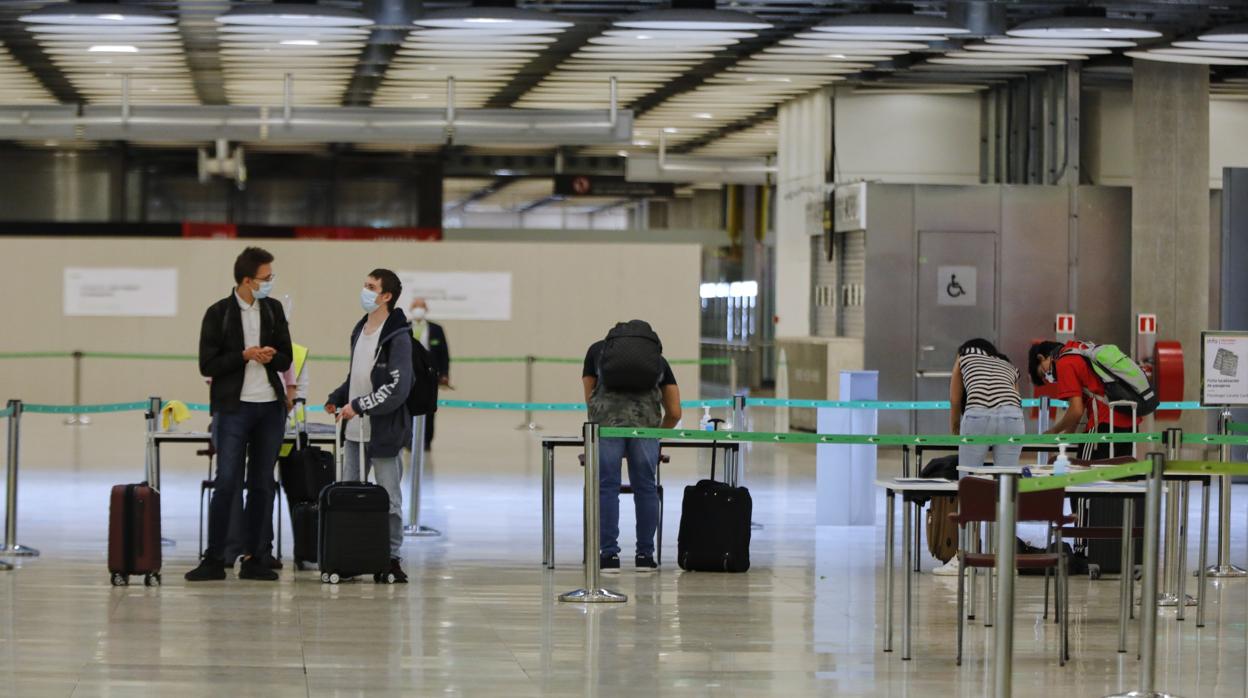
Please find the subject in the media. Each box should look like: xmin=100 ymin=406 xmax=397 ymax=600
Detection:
xmin=1053 ymin=444 xmax=1070 ymax=476
xmin=700 ymin=406 xmax=713 ymax=431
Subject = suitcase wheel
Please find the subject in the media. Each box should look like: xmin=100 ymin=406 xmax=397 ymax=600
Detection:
xmin=110 ymin=573 xmax=128 ymax=587
xmin=1088 ymin=564 xmax=1102 ymax=581
xmin=374 ymin=572 xmax=397 ymax=585
xmin=322 ymin=572 xmax=341 ymax=585
xmin=143 ymin=573 xmax=162 ymax=587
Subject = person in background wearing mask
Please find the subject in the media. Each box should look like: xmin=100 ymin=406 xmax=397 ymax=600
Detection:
xmin=325 ymin=269 xmax=415 ymax=583
xmin=188 ymin=246 xmax=292 ymax=582
xmin=407 ymin=297 xmax=450 ymax=451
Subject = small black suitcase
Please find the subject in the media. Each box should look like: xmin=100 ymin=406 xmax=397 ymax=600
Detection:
xmin=278 ymin=403 xmax=335 ymax=504
xmin=318 ymin=418 xmax=394 ymax=584
xmin=290 ymin=500 xmax=319 ymax=570
xmin=677 ymin=434 xmax=752 ymax=573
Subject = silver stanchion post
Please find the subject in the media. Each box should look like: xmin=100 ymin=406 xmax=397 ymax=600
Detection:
xmin=728 ymin=355 xmax=738 ymax=398
xmin=1106 ymin=446 xmax=1179 ymax=698
xmin=559 ymin=422 xmax=626 ymax=604
xmin=516 ymin=355 xmax=541 ymax=431
xmin=0 ymin=400 xmax=38 ymax=557
xmin=1159 ymin=427 xmax=1193 ymax=608
xmin=65 ymin=351 xmax=89 ymax=427
xmin=146 ymin=396 xmax=175 ymax=548
xmin=404 ymin=415 xmax=440 ymax=537
xmin=994 ymin=471 xmax=1018 ymax=698
xmin=1207 ymin=409 xmax=1246 ymax=577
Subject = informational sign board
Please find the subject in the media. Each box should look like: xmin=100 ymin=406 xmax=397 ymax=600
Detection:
xmin=397 ymin=271 xmax=512 ymax=321
xmin=936 ymin=265 xmax=976 ymax=306
xmin=63 ymin=267 xmax=178 ymax=317
xmin=1202 ymin=331 xmax=1248 ymax=406
xmin=553 ymin=175 xmax=674 ymax=198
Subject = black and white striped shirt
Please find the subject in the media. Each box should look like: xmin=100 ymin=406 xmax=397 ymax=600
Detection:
xmin=959 ymin=349 xmax=1021 ymax=409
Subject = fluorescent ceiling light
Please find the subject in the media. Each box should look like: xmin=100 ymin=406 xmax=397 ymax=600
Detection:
xmin=19 ymin=3 xmax=174 ymax=26
xmin=279 ymin=39 xmax=320 ymax=46
xmin=1146 ymin=47 xmax=1248 ymax=59
xmin=614 ymin=9 xmax=770 ymax=31
xmin=603 ymin=29 xmax=756 ymax=40
xmin=588 ymin=36 xmax=739 ymax=47
xmin=88 ymin=45 xmax=139 ymax=53
xmin=985 ymin=37 xmax=1136 ymax=48
xmin=1199 ymin=24 xmax=1248 ymax=43
xmin=929 ymin=57 xmax=1064 ymax=67
xmin=1173 ymin=41 xmax=1248 ymax=51
xmin=794 ymin=31 xmax=946 ymax=42
xmin=414 ymin=7 xmax=572 ymax=30
xmin=1126 ymin=50 xmax=1248 ymax=65
xmin=966 ymin=44 xmax=1108 ymax=56
xmin=944 ymin=50 xmax=1088 ymax=61
xmin=217 ymin=3 xmax=373 ymax=28
xmin=779 ymin=39 xmax=928 ymax=50
xmin=814 ymin=13 xmax=968 ymax=36
xmin=1008 ymin=16 xmax=1161 ymax=40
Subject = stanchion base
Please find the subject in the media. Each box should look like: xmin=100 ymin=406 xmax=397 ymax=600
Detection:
xmin=1201 ymin=564 xmax=1248 ymax=578
xmin=404 ymin=525 xmax=442 ymax=538
xmin=160 ymin=537 xmax=176 ymax=548
xmin=64 ymin=415 xmax=91 ymax=426
xmin=1156 ymin=593 xmax=1197 ymax=607
xmin=0 ymin=560 xmax=11 ymax=571
xmin=0 ymin=544 xmax=39 ymax=557
xmin=1103 ymin=691 xmax=1181 ymax=697
xmin=558 ymin=588 xmax=628 ymax=603
xmin=515 ymin=423 xmax=544 ymax=431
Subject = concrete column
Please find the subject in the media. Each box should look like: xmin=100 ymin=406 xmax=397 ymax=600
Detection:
xmin=775 ymin=89 xmax=833 ymax=338
xmin=1131 ymin=60 xmax=1209 ymax=432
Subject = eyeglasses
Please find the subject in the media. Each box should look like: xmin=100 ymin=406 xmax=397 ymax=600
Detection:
xmin=257 ymin=273 xmax=276 ymax=283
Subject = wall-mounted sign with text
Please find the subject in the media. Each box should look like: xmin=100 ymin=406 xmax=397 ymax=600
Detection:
xmin=63 ymin=267 xmax=178 ymax=317
xmin=1202 ymin=331 xmax=1248 ymax=406
xmin=397 ymin=271 xmax=512 ymax=321
xmin=553 ymin=175 xmax=674 ymax=198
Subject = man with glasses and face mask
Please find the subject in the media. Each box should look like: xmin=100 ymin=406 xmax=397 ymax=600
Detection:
xmin=188 ymin=247 xmax=292 ymax=582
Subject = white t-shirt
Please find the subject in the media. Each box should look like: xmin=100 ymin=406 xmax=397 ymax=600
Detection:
xmin=237 ymin=292 xmax=278 ymax=404
xmin=346 ymin=324 xmax=381 ymax=442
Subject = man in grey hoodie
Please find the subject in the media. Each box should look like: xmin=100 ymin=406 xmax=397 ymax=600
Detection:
xmin=325 ymin=268 xmax=414 ymax=583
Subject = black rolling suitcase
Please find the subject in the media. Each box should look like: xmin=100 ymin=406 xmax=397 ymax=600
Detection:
xmin=279 ymin=403 xmax=335 ymax=570
xmin=318 ymin=417 xmax=395 ymax=584
xmin=677 ymin=428 xmax=752 ymax=572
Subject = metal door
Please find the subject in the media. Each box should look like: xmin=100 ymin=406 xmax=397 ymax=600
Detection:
xmin=914 ymin=231 xmax=998 ymax=435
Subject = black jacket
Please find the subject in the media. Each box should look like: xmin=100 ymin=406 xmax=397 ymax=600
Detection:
xmin=417 ymin=320 xmax=451 ymax=378
xmin=199 ymin=291 xmax=293 ymax=414
xmin=327 ymin=309 xmax=414 ymax=458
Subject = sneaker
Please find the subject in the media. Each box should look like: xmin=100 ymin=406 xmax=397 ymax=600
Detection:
xmin=932 ymin=558 xmax=961 ymax=577
xmin=261 ymin=553 xmax=283 ymax=571
xmin=600 ymin=554 xmax=621 ymax=574
xmin=184 ymin=557 xmax=226 ymax=582
xmin=635 ymin=554 xmax=658 ymax=573
xmin=388 ymin=558 xmax=408 ymax=584
xmin=238 ymin=556 xmax=279 ymax=581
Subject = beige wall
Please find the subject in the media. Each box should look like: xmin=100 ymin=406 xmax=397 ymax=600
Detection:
xmin=0 ymin=238 xmax=701 ymax=407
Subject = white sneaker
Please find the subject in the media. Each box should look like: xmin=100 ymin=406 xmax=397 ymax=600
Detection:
xmin=932 ymin=558 xmax=961 ymax=576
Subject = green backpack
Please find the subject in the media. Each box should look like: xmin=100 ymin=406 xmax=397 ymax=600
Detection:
xmin=1061 ymin=342 xmax=1159 ymax=416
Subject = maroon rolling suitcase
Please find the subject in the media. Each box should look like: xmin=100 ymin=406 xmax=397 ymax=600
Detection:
xmin=108 ymin=483 xmax=162 ymax=586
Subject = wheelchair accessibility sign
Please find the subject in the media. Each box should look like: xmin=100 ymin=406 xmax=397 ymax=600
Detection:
xmin=937 ymin=266 xmax=977 ymax=307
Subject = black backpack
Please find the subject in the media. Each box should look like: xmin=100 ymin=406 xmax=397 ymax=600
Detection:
xmin=598 ymin=320 xmax=664 ymax=392
xmin=406 ymin=341 xmax=439 ymax=417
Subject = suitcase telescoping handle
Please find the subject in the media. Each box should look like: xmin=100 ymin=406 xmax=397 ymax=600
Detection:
xmin=294 ymin=397 xmax=308 ymax=449
xmin=333 ymin=412 xmax=369 ymax=483
xmin=707 ymin=417 xmax=726 ymax=482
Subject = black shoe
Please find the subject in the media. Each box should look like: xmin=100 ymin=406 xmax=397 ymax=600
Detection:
xmin=600 ymin=554 xmax=620 ymax=574
xmin=238 ymin=556 xmax=279 ymax=581
xmin=388 ymin=558 xmax=408 ymax=584
xmin=261 ymin=553 xmax=284 ymax=571
xmin=185 ymin=557 xmax=226 ymax=582
xmin=635 ymin=554 xmax=658 ymax=572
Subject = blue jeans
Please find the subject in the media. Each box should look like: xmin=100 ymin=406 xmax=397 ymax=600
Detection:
xmin=958 ymin=405 xmax=1026 ymax=469
xmin=598 ymin=437 xmax=660 ymax=558
xmin=206 ymin=401 xmax=284 ymax=561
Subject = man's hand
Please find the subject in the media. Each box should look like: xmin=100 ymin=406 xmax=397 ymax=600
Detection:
xmin=439 ymin=375 xmax=450 ymax=386
xmin=324 ymin=403 xmax=337 ymax=416
xmin=255 ymin=346 xmax=277 ymax=364
xmin=339 ymin=404 xmax=358 ymax=421
xmin=243 ymin=346 xmax=264 ymax=362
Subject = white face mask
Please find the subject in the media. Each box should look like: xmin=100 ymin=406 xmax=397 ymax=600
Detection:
xmin=410 ymin=307 xmax=427 ymax=321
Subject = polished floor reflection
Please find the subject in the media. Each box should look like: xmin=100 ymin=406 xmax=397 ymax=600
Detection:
xmin=0 ymin=410 xmax=1245 ymax=697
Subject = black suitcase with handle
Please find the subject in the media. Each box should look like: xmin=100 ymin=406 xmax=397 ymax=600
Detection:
xmin=318 ymin=418 xmax=395 ymax=584
xmin=677 ymin=423 xmax=752 ymax=572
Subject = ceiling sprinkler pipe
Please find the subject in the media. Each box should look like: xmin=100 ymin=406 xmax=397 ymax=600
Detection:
xmin=445 ymin=76 xmax=456 ymax=142
xmin=609 ymin=76 xmax=618 ymax=128
xmin=946 ymin=1 xmax=1006 ymax=38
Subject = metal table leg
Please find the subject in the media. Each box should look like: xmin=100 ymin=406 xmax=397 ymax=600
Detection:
xmin=903 ymin=493 xmax=913 ymax=660
xmin=914 ymin=502 xmax=922 ymax=573
xmin=542 ymin=444 xmax=554 ymax=569
xmin=885 ymin=489 xmax=895 ymax=653
xmin=1177 ymin=482 xmax=1191 ymax=620
xmin=1197 ymin=478 xmax=1211 ymax=628
xmin=1118 ymin=498 xmax=1132 ymax=653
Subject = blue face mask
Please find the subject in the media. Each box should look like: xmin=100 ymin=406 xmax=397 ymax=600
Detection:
xmin=254 ymin=279 xmax=273 ymax=300
xmin=360 ymin=288 xmax=380 ymax=312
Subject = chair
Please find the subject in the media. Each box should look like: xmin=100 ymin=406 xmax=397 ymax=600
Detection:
xmin=579 ymin=452 xmax=669 ymax=564
xmin=951 ymin=477 xmax=1075 ymax=667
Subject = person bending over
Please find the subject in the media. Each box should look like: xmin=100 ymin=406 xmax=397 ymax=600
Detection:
xmin=582 ymin=320 xmax=682 ymax=573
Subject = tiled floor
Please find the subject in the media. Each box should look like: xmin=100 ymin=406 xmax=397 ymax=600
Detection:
xmin=0 ymin=409 xmax=1245 ymax=697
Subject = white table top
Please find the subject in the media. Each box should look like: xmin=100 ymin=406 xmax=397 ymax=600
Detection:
xmin=153 ymin=430 xmax=336 ymax=442
xmin=541 ymin=435 xmax=738 ymax=447
xmin=876 ymin=478 xmax=1145 ymax=495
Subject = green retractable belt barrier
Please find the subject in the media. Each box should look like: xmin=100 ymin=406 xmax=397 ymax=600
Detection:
xmin=598 ymin=427 xmax=1160 ymax=447
xmin=24 ymin=401 xmax=150 ymax=415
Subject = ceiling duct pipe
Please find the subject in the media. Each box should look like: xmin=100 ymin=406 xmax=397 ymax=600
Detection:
xmin=946 ymin=1 xmax=1007 ymax=39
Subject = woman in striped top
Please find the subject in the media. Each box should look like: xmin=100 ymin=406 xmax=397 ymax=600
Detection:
xmin=950 ymin=338 xmax=1024 ymax=470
